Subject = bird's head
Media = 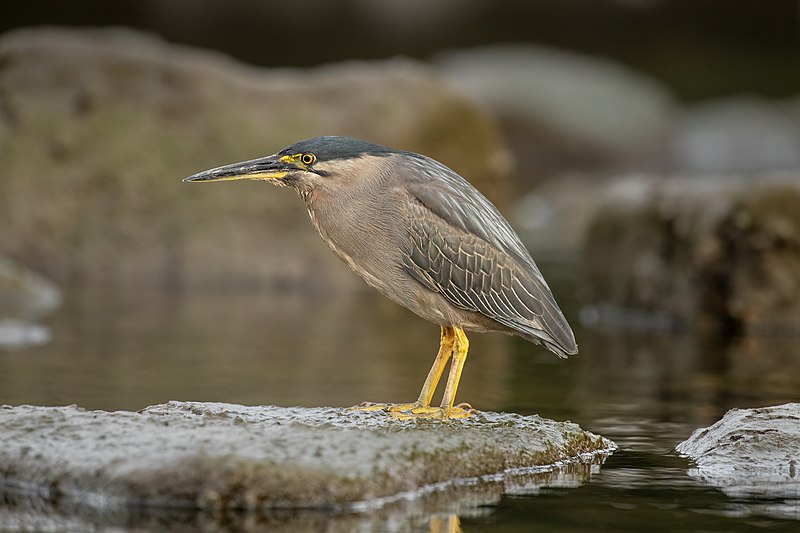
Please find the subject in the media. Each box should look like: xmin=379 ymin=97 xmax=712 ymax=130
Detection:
xmin=183 ymin=136 xmax=397 ymax=195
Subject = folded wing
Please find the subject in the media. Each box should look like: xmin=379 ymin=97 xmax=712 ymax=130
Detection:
xmin=400 ymin=169 xmax=577 ymax=357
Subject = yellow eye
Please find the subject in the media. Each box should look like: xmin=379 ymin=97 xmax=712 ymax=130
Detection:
xmin=301 ymin=153 xmax=315 ymax=166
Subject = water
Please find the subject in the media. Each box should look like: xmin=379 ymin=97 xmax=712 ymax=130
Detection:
xmin=1 ymin=266 xmax=799 ymax=531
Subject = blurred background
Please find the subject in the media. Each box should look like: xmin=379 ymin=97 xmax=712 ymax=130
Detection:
xmin=1 ymin=0 xmax=800 ymax=530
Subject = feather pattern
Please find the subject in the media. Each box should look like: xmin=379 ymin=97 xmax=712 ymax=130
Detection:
xmin=399 ymin=155 xmax=577 ymax=357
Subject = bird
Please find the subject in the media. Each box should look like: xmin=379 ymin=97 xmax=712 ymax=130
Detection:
xmin=184 ymin=136 xmax=577 ymax=419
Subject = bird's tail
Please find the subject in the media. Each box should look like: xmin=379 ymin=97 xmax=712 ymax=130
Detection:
xmin=508 ymin=321 xmax=578 ymax=358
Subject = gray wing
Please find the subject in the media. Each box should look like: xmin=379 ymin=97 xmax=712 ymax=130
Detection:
xmin=400 ymin=164 xmax=577 ymax=357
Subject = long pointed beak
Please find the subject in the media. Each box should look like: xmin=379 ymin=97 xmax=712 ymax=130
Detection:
xmin=183 ymin=154 xmax=292 ymax=183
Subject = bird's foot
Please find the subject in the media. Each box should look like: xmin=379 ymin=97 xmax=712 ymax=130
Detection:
xmin=391 ymin=403 xmax=476 ymax=420
xmin=349 ymin=401 xmax=411 ymax=412
xmin=446 ymin=403 xmax=477 ymax=419
xmin=349 ymin=401 xmax=422 ymax=413
xmin=350 ymin=401 xmax=476 ymax=420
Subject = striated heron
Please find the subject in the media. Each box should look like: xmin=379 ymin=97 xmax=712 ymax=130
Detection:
xmin=184 ymin=136 xmax=577 ymax=419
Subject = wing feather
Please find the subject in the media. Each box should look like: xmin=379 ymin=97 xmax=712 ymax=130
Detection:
xmin=399 ymin=161 xmax=577 ymax=356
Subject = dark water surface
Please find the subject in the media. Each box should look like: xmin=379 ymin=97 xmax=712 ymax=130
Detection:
xmin=1 ymin=266 xmax=799 ymax=531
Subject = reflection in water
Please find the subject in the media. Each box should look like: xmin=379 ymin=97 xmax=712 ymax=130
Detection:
xmin=429 ymin=514 xmax=460 ymax=533
xmin=1 ymin=278 xmax=800 ymax=529
xmin=1 ymin=460 xmax=605 ymax=531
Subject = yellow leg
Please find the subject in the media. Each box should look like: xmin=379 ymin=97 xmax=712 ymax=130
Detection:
xmin=351 ymin=325 xmax=475 ymax=420
xmin=439 ymin=326 xmax=471 ymax=418
xmin=429 ymin=514 xmax=462 ymax=533
xmin=353 ymin=326 xmax=454 ymax=414
xmin=414 ymin=325 xmax=456 ymax=408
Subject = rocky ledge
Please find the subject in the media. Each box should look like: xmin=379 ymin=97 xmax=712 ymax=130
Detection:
xmin=677 ymin=403 xmax=800 ymax=520
xmin=582 ymin=176 xmax=800 ymax=334
xmin=0 ymin=402 xmax=614 ymax=515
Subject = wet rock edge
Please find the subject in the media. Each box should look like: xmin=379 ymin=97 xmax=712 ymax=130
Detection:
xmin=0 ymin=402 xmax=616 ymax=514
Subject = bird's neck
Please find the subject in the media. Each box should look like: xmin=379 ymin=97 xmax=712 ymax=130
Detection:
xmin=302 ymin=182 xmax=390 ymax=258
xmin=302 ymin=186 xmax=355 ymax=243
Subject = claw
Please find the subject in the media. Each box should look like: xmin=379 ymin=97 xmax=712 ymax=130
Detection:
xmin=448 ymin=403 xmax=477 ymax=419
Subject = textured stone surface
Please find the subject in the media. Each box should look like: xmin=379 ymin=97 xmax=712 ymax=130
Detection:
xmin=0 ymin=401 xmax=614 ymax=516
xmin=582 ymin=175 xmax=800 ymax=333
xmin=676 ymin=403 xmax=800 ymax=519
xmin=0 ymin=28 xmax=510 ymax=288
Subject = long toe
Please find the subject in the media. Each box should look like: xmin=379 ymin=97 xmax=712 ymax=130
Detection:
xmin=390 ymin=408 xmax=444 ymax=421
xmin=351 ymin=402 xmax=476 ymax=420
xmin=349 ymin=402 xmax=391 ymax=412
xmin=386 ymin=402 xmax=423 ymax=413
xmin=410 ymin=405 xmax=442 ymax=415
xmin=390 ymin=405 xmax=477 ymax=420
xmin=350 ymin=402 xmax=421 ymax=413
xmin=448 ymin=403 xmax=477 ymax=419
